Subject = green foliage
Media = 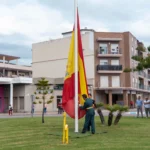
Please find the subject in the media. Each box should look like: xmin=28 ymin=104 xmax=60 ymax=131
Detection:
xmin=33 ymin=101 xmax=37 ymax=104
xmin=50 ymin=90 xmax=53 ymax=93
xmin=34 ymin=92 xmax=37 ymax=95
xmin=136 ymin=45 xmax=146 ymax=52
xmin=50 ymin=96 xmax=54 ymax=99
xmin=113 ymin=104 xmax=129 ymax=112
xmin=123 ymin=68 xmax=132 ymax=72
xmin=47 ymin=100 xmax=53 ymax=104
xmin=96 ymin=103 xmax=104 ymax=108
xmin=131 ymin=55 xmax=143 ymax=61
xmin=35 ymin=96 xmax=39 ymax=99
xmin=105 ymin=105 xmax=118 ymax=112
xmin=43 ymin=91 xmax=48 ymax=95
xmin=33 ymin=78 xmax=54 ymax=123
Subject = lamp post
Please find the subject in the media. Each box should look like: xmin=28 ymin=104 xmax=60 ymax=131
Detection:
xmin=31 ymin=95 xmax=34 ymax=117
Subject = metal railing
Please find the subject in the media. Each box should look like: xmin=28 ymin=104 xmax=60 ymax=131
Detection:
xmin=97 ymin=48 xmax=122 ymax=55
xmin=138 ymin=71 xmax=150 ymax=79
xmin=97 ymin=65 xmax=122 ymax=71
xmin=132 ymin=82 xmax=150 ymax=91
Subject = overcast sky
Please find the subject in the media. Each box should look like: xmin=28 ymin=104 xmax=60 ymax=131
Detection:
xmin=0 ymin=0 xmax=150 ymax=65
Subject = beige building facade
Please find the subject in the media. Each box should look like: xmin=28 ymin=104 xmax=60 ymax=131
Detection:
xmin=0 ymin=54 xmax=33 ymax=113
xmin=32 ymin=29 xmax=150 ymax=110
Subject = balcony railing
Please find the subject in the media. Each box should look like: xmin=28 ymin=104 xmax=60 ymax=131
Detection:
xmin=97 ymin=65 xmax=122 ymax=71
xmin=138 ymin=71 xmax=150 ymax=79
xmin=138 ymin=71 xmax=147 ymax=78
xmin=132 ymin=82 xmax=150 ymax=91
xmin=97 ymin=48 xmax=122 ymax=55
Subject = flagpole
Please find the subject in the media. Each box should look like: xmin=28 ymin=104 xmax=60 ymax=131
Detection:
xmin=74 ymin=0 xmax=78 ymax=132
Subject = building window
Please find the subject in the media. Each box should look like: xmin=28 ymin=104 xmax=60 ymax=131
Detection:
xmin=111 ymin=60 xmax=119 ymax=65
xmin=57 ymin=96 xmax=62 ymax=108
xmin=19 ymin=97 xmax=24 ymax=110
xmin=135 ymin=40 xmax=137 ymax=46
xmin=100 ymin=59 xmax=108 ymax=65
xmin=112 ymin=76 xmax=120 ymax=87
xmin=99 ymin=43 xmax=108 ymax=54
xmin=54 ymin=85 xmax=63 ymax=90
xmin=100 ymin=76 xmax=108 ymax=87
xmin=132 ymin=77 xmax=135 ymax=83
xmin=111 ymin=44 xmax=119 ymax=54
xmin=132 ymin=46 xmax=134 ymax=55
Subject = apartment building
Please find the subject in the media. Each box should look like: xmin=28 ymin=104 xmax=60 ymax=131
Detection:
xmin=0 ymin=54 xmax=32 ymax=113
xmin=32 ymin=28 xmax=150 ymax=109
xmin=94 ymin=32 xmax=150 ymax=106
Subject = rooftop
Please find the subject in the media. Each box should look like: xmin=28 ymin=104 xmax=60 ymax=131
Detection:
xmin=0 ymin=54 xmax=20 ymax=61
xmin=62 ymin=28 xmax=95 ymax=35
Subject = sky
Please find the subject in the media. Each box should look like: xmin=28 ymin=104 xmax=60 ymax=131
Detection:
xmin=0 ymin=0 xmax=150 ymax=65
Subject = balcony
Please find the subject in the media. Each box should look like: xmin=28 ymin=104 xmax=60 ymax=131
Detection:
xmin=132 ymin=82 xmax=150 ymax=91
xmin=97 ymin=65 xmax=123 ymax=73
xmin=97 ymin=48 xmax=122 ymax=57
xmin=138 ymin=71 xmax=147 ymax=78
xmin=0 ymin=62 xmax=31 ymax=71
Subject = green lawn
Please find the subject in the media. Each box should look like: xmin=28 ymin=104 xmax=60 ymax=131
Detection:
xmin=0 ymin=116 xmax=150 ymax=150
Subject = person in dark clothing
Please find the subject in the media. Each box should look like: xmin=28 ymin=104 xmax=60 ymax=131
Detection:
xmin=58 ymin=102 xmax=63 ymax=114
xmin=87 ymin=93 xmax=96 ymax=131
xmin=79 ymin=94 xmax=95 ymax=134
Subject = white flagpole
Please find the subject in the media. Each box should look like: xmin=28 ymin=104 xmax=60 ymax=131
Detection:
xmin=74 ymin=0 xmax=78 ymax=132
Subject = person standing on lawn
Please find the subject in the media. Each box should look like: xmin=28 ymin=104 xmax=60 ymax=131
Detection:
xmin=79 ymin=94 xmax=95 ymax=134
xmin=143 ymin=97 xmax=150 ymax=118
xmin=136 ymin=96 xmax=143 ymax=118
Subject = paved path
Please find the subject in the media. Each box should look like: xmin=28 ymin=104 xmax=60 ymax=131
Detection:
xmin=0 ymin=109 xmax=144 ymax=119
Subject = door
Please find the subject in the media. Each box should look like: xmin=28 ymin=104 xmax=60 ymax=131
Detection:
xmin=13 ymin=97 xmax=18 ymax=112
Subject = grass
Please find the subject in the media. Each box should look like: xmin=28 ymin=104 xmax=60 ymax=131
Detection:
xmin=0 ymin=116 xmax=150 ymax=150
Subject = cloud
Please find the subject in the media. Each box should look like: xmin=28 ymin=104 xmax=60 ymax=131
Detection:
xmin=0 ymin=0 xmax=150 ymax=65
xmin=0 ymin=0 xmax=73 ymax=43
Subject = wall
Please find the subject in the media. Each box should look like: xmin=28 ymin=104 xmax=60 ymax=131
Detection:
xmin=32 ymin=32 xmax=94 ymax=80
xmin=0 ymin=87 xmax=4 ymax=112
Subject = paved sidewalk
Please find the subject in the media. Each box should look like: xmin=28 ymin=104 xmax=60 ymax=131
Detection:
xmin=0 ymin=109 xmax=142 ymax=118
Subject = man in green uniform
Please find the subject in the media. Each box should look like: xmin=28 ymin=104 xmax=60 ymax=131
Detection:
xmin=87 ymin=93 xmax=96 ymax=131
xmin=79 ymin=94 xmax=95 ymax=134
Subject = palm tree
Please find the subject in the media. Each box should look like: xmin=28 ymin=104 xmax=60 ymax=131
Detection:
xmin=114 ymin=105 xmax=129 ymax=125
xmin=105 ymin=105 xmax=118 ymax=126
xmin=96 ymin=103 xmax=105 ymax=125
xmin=34 ymin=78 xmax=53 ymax=123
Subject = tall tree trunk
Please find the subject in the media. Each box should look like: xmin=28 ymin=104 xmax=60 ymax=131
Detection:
xmin=108 ymin=112 xmax=113 ymax=126
xmin=114 ymin=112 xmax=122 ymax=125
xmin=42 ymin=95 xmax=45 ymax=123
xmin=97 ymin=108 xmax=105 ymax=125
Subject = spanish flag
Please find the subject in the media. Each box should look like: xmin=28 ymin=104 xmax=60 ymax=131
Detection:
xmin=62 ymin=10 xmax=88 ymax=119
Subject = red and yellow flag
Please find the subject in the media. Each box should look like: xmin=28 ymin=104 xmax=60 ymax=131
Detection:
xmin=62 ymin=10 xmax=88 ymax=119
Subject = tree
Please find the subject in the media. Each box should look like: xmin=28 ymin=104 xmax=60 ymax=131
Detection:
xmin=96 ymin=103 xmax=105 ymax=125
xmin=34 ymin=78 xmax=53 ymax=123
xmin=113 ymin=105 xmax=129 ymax=125
xmin=105 ymin=105 xmax=118 ymax=126
xmin=124 ymin=44 xmax=150 ymax=72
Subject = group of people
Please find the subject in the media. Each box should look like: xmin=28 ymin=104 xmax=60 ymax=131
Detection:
xmin=79 ymin=94 xmax=150 ymax=134
xmin=31 ymin=103 xmax=47 ymax=114
xmin=136 ymin=96 xmax=150 ymax=118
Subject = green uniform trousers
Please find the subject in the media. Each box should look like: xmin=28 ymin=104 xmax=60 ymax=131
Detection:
xmin=82 ymin=109 xmax=95 ymax=133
